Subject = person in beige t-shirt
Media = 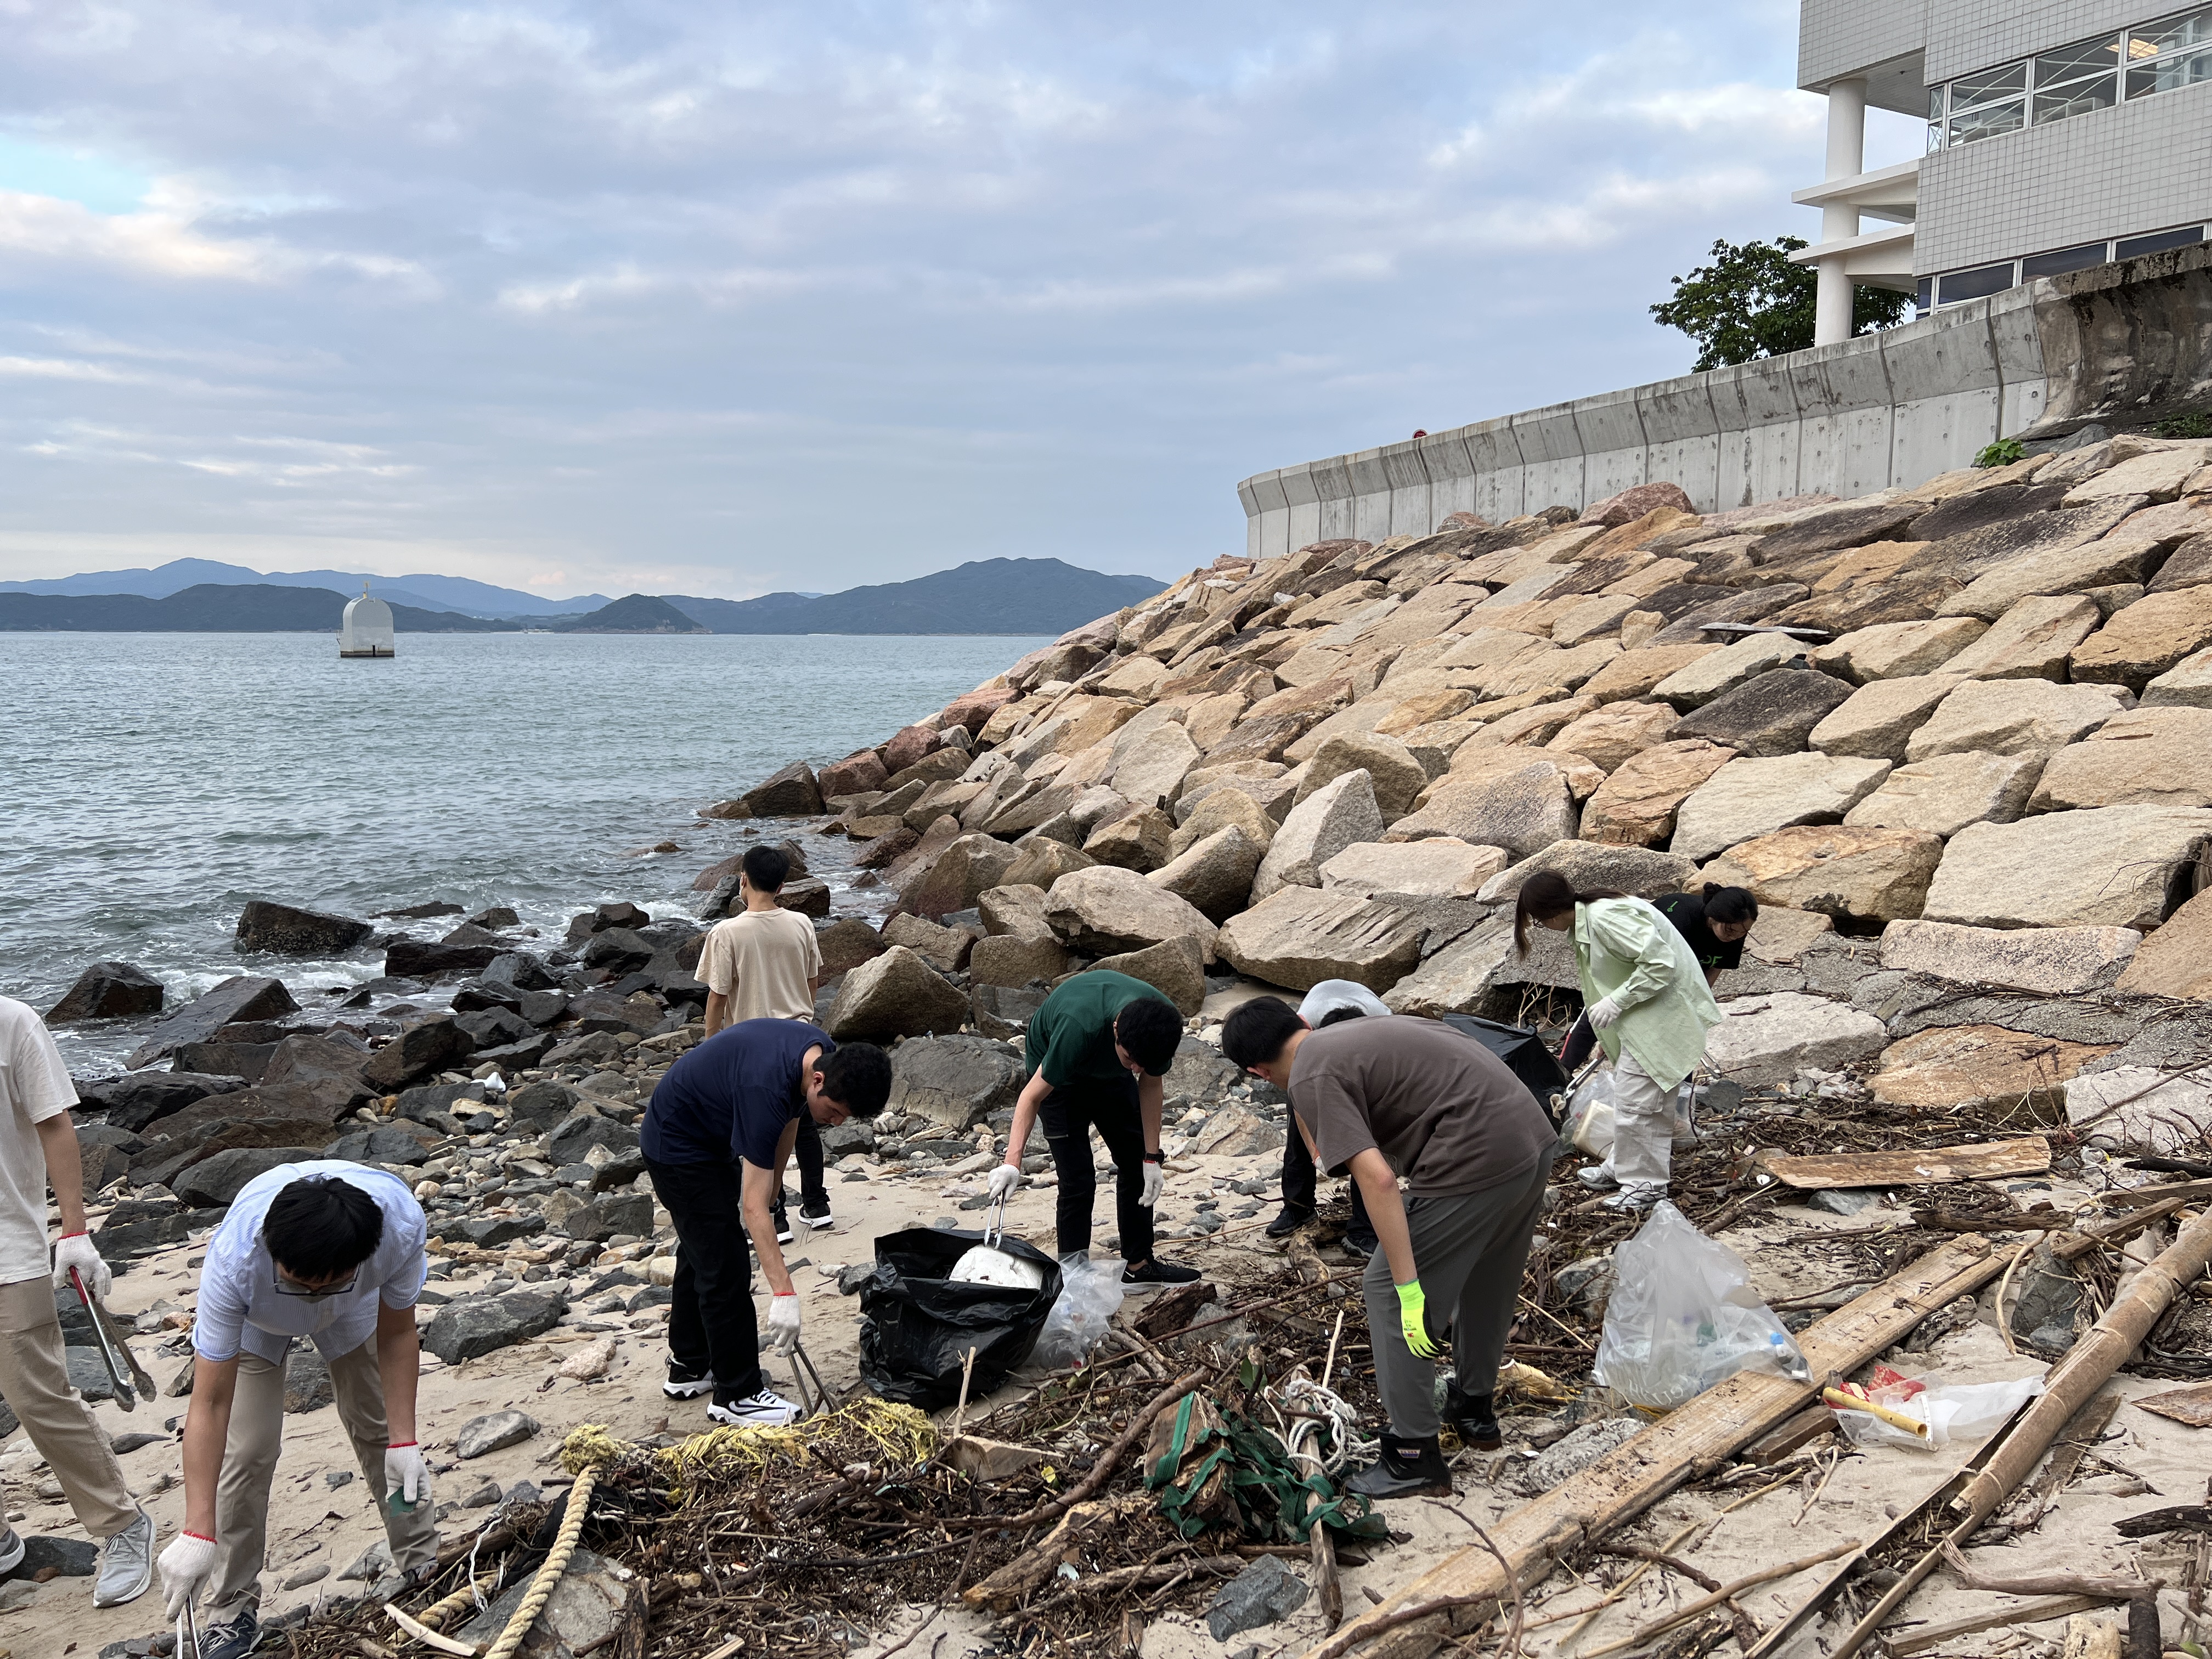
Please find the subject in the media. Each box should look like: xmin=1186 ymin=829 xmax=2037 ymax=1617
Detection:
xmin=696 ymin=845 xmax=829 ymax=1233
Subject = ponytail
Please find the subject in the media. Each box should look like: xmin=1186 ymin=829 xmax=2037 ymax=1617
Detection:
xmin=1513 ymin=870 xmax=1627 ymax=956
xmin=1701 ymin=883 xmax=1759 ymax=927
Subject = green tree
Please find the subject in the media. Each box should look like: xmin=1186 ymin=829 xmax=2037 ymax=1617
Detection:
xmin=1652 ymin=235 xmax=1912 ymax=371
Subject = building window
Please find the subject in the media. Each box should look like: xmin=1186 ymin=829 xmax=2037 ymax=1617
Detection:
xmin=1936 ymin=262 xmax=2019 ymax=304
xmin=2032 ymin=36 xmax=2123 ymax=122
xmin=2022 ymin=241 xmax=2112 ymax=277
xmin=1942 ymin=62 xmax=2026 ymax=144
xmin=2129 ymin=7 xmax=2212 ymax=96
xmin=2117 ymin=224 xmax=2205 ymax=255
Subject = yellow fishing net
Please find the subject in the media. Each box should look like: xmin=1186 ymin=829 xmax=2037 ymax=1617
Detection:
xmin=558 ymin=1402 xmax=936 ymax=1502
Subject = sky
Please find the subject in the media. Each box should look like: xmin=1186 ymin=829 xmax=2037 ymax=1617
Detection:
xmin=0 ymin=2 xmax=1923 ymax=601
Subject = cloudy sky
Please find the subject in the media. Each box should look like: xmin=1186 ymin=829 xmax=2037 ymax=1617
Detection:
xmin=0 ymin=2 xmax=1921 ymax=600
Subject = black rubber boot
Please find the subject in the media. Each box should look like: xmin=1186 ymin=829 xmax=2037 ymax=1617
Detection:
xmin=1345 ymin=1435 xmax=1453 ymax=1500
xmin=1445 ymin=1383 xmax=1502 ymax=1451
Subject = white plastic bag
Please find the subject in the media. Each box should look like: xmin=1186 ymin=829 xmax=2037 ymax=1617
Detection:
xmin=1562 ymin=1069 xmax=1617 ymax=1158
xmin=1830 ymin=1368 xmax=2045 ymax=1451
xmin=1030 ymin=1254 xmax=1126 ymax=1369
xmin=1593 ymin=1202 xmax=1810 ymax=1411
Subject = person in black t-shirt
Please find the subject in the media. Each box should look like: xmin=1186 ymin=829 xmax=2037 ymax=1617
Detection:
xmin=1559 ymin=884 xmax=1756 ymax=1072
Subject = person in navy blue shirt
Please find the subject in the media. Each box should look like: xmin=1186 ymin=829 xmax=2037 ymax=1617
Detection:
xmin=642 ymin=1019 xmax=890 ymax=1425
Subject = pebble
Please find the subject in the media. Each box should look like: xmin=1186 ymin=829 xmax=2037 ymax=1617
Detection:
xmin=282 ymin=1562 xmax=330 ymax=1590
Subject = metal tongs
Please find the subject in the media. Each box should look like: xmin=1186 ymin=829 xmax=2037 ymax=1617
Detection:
xmin=71 ymin=1268 xmax=153 ymax=1411
xmin=786 ymin=1341 xmax=830 ymax=1419
xmin=177 ymin=1598 xmax=202 ymax=1659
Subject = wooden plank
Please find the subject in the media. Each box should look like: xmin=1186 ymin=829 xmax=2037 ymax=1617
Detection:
xmin=1744 ymin=1404 xmax=1836 ymax=1464
xmin=1759 ymin=1137 xmax=2050 ymax=1191
xmin=1299 ymin=1235 xmax=2006 ymax=1659
xmin=2136 ymin=1383 xmax=2212 ymax=1427
xmin=1882 ymin=1594 xmax=2108 ymax=1656
xmin=2095 ymin=1177 xmax=2212 ymax=1209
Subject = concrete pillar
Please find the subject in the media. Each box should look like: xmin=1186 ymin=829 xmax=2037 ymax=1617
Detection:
xmin=1814 ymin=78 xmax=1868 ymax=349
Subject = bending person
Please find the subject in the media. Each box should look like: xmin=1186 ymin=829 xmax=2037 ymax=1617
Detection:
xmin=1268 ymin=980 xmax=1383 ymax=1255
xmin=1516 ymin=872 xmax=1720 ymax=1214
xmin=1223 ymin=997 xmax=1557 ymax=1499
xmin=990 ymin=970 xmax=1199 ymax=1286
xmin=1559 ymin=883 xmax=1755 ymax=1070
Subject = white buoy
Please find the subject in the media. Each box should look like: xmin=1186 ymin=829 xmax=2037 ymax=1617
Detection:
xmin=339 ymin=584 xmax=395 ymax=658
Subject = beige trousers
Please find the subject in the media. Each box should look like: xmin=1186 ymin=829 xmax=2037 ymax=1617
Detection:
xmin=207 ymin=1339 xmax=438 ymax=1617
xmin=0 ymin=1274 xmax=138 ymax=1538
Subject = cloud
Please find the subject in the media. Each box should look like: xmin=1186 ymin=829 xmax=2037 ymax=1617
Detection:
xmin=0 ymin=1 xmax=1844 ymax=596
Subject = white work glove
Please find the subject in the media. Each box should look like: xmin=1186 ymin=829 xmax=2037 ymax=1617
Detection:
xmin=385 ymin=1442 xmax=431 ymax=1508
xmin=1586 ymin=995 xmax=1624 ymax=1032
xmin=767 ymin=1292 xmax=802 ymax=1356
xmin=1139 ymin=1160 xmax=1165 ymax=1209
xmin=53 ymin=1232 xmax=111 ymax=1302
xmin=986 ymin=1163 xmax=1022 ymax=1204
xmin=159 ymin=1531 xmax=217 ymax=1620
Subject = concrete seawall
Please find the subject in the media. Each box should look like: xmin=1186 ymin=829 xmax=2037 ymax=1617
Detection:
xmin=1239 ymin=242 xmax=2212 ymax=557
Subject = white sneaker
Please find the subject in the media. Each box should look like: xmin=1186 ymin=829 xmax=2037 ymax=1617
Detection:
xmin=707 ymin=1389 xmax=803 ymax=1427
xmin=1576 ymin=1165 xmax=1618 ymax=1191
xmin=1602 ymin=1185 xmax=1662 ymax=1215
xmin=0 ymin=1523 xmax=21 ymax=1575
xmin=94 ymin=1509 xmax=154 ymax=1607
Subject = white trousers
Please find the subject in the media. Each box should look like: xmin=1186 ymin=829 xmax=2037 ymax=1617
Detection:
xmin=1598 ymin=1052 xmax=1675 ymax=1200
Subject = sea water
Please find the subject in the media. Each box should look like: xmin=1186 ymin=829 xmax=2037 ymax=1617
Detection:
xmin=1 ymin=629 xmax=1046 ymax=1072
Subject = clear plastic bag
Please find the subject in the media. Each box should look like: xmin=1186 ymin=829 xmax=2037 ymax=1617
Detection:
xmin=1562 ymin=1069 xmax=1616 ymax=1158
xmin=1030 ymin=1254 xmax=1127 ymax=1369
xmin=1829 ymin=1365 xmax=2045 ymax=1451
xmin=1593 ymin=1202 xmax=1810 ymax=1411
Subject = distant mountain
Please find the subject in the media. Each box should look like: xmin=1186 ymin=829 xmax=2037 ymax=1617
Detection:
xmin=662 ymin=558 xmax=1165 ymax=635
xmin=0 ymin=558 xmax=610 ymax=619
xmin=551 ymin=594 xmax=709 ymax=634
xmin=0 ymin=584 xmax=524 ymax=633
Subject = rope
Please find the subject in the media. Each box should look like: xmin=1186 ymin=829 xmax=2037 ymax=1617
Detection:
xmin=411 ymin=1571 xmax=500 ymax=1630
xmin=478 ymin=1463 xmax=600 ymax=1659
xmin=1273 ymin=1376 xmax=1372 ymax=1479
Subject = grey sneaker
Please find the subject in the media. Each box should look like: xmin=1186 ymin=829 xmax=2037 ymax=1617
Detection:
xmin=0 ymin=1523 xmax=21 ymax=1574
xmin=93 ymin=1508 xmax=154 ymax=1607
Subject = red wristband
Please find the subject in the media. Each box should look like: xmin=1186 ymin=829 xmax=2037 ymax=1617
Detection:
xmin=388 ymin=1441 xmax=417 ymax=1449
xmin=773 ymin=1292 xmax=796 ymax=1299
xmin=184 ymin=1530 xmax=215 ymax=1543
xmin=60 ymin=1231 xmax=87 ymax=1240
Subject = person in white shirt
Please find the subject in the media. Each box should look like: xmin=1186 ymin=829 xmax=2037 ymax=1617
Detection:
xmin=0 ymin=995 xmax=154 ymax=1606
xmin=156 ymin=1162 xmax=437 ymax=1659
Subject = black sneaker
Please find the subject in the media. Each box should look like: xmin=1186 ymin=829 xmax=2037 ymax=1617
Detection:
xmin=771 ymin=1201 xmax=795 ymax=1245
xmin=663 ymin=1362 xmax=714 ymax=1400
xmin=200 ymin=1608 xmax=261 ymax=1659
xmin=1345 ymin=1435 xmax=1453 ymax=1500
xmin=1265 ymin=1204 xmax=1315 ymax=1239
xmin=1342 ymin=1229 xmax=1379 ymax=1261
xmin=1445 ymin=1383 xmax=1502 ymax=1452
xmin=799 ymin=1202 xmax=834 ymax=1231
xmin=1123 ymin=1259 xmax=1201 ymax=1286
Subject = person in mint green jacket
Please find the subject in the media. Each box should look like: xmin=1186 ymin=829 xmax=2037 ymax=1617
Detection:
xmin=1514 ymin=872 xmax=1721 ymax=1213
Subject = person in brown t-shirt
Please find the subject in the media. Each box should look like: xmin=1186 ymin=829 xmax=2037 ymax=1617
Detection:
xmin=1223 ymin=998 xmax=1557 ymax=1499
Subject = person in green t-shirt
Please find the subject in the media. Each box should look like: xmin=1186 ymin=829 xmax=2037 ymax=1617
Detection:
xmin=989 ymin=972 xmax=1200 ymax=1286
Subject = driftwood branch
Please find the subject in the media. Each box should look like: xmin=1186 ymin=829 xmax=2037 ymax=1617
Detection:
xmin=1579 ymin=1540 xmax=1863 ymax=1659
xmin=1940 ymin=1541 xmax=2159 ymax=1601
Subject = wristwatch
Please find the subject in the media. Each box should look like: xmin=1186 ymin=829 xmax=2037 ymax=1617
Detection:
xmin=1143 ymin=1150 xmax=1166 ymax=1164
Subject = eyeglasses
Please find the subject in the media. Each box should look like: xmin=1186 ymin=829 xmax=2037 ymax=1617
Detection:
xmin=272 ymin=1265 xmax=358 ymax=1300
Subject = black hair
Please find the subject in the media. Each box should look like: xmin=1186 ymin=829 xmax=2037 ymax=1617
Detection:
xmin=1513 ymin=870 xmax=1627 ymax=956
xmin=1113 ymin=996 xmax=1184 ymax=1076
xmin=263 ymin=1177 xmax=385 ymax=1281
xmin=1701 ymin=883 xmax=1759 ymax=926
xmin=1313 ymin=1006 xmax=1368 ymax=1029
xmin=742 ymin=844 xmax=791 ymax=894
xmin=1221 ymin=997 xmax=1306 ymax=1070
xmin=820 ymin=1042 xmax=892 ymax=1116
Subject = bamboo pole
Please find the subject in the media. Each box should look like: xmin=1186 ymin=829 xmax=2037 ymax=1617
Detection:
xmin=1298 ymin=1236 xmax=2005 ymax=1659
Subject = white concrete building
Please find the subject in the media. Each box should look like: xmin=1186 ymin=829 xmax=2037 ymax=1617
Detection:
xmin=339 ymin=589 xmax=394 ymax=658
xmin=1798 ymin=0 xmax=2212 ymax=345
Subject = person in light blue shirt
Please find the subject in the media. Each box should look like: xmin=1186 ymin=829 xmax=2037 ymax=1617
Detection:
xmin=156 ymin=1162 xmax=438 ymax=1659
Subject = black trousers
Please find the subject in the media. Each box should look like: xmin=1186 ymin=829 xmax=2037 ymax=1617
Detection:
xmin=1039 ymin=1074 xmax=1153 ymax=1265
xmin=645 ymin=1156 xmax=763 ymax=1402
xmin=775 ymin=1116 xmax=828 ymax=1216
xmin=1281 ymin=1126 xmax=1373 ymax=1237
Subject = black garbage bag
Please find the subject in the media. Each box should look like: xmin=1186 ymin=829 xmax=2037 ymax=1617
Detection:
xmin=1440 ymin=1012 xmax=1570 ymax=1123
xmin=857 ymin=1226 xmax=1065 ymax=1409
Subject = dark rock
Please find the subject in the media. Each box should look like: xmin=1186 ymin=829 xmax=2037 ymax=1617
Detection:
xmin=507 ymin=1081 xmax=579 ymax=1129
xmin=93 ymin=1195 xmax=199 ymax=1258
xmin=545 ymin=1030 xmax=626 ymax=1069
xmin=565 ymin=902 xmax=651 ymax=942
xmin=235 ymin=901 xmax=374 ymax=957
xmin=451 ymin=980 xmax=521 ymax=1013
xmin=125 ymin=976 xmax=298 ymax=1069
xmin=81 ymin=1072 xmax=247 ymax=1135
xmin=261 ymin=1034 xmax=374 ymax=1107
xmin=816 ymin=918 xmax=888 ymax=978
xmin=384 ymin=939 xmax=501 ymax=981
xmin=885 ymin=1035 xmax=1023 ymax=1130
xmin=455 ymin=1410 xmax=539 ymax=1459
xmin=14 ymin=1534 xmax=98 ymax=1578
xmin=109 ymin=1432 xmax=164 ymax=1455
xmin=548 ymin=1115 xmax=641 ymax=1165
xmin=47 ymin=962 xmax=165 ymax=1025
xmin=854 ymin=825 xmax=920 ymax=870
xmin=969 ymin=981 xmax=1048 ymax=1041
xmin=779 ymin=878 xmax=833 ymax=918
xmin=393 ymin=1081 xmax=485 ymax=1124
xmin=174 ymin=1146 xmax=320 ymax=1208
xmin=1908 ymin=481 xmax=2068 ymax=543
xmin=1669 ymin=667 xmax=1854 ymax=758
xmin=589 ymin=1149 xmax=648 ymax=1193
xmin=483 ymin=953 xmax=558 ymax=992
xmin=362 ymin=1017 xmax=477 ymax=1092
xmin=438 ymin=923 xmax=507 ymax=951
xmin=743 ymin=761 xmax=825 ymax=818
xmin=454 ymin=1007 xmax=532 ymax=1049
xmin=1752 ymin=500 xmax=1928 ymax=561
xmin=421 ymin=1292 xmax=566 ymax=1364
xmin=80 ymin=1141 xmax=132 ymax=1193
xmin=560 ymin=1193 xmax=654 ymax=1242
xmin=472 ymin=1035 xmax=558 ymax=1072
xmin=516 ymin=989 xmax=570 ymax=1026
xmin=1207 ymin=1555 xmax=1310 ymax=1642
xmin=820 ymin=1119 xmax=876 ymax=1155
xmin=323 ymin=1125 xmax=436 ymax=1165
xmin=174 ymin=1041 xmax=279 ymax=1085
xmin=581 ymin=929 xmax=656 ymax=974
xmin=66 ymin=1347 xmax=117 ymax=1402
xmin=466 ymin=907 xmax=520 ymax=930
xmin=450 ymin=1216 xmax=540 ymax=1248
xmin=284 ymin=1347 xmax=334 ymax=1412
xmin=381 ymin=901 xmax=463 ymax=919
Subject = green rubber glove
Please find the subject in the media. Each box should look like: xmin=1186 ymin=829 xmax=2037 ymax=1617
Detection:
xmin=1395 ymin=1279 xmax=1440 ymax=1359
